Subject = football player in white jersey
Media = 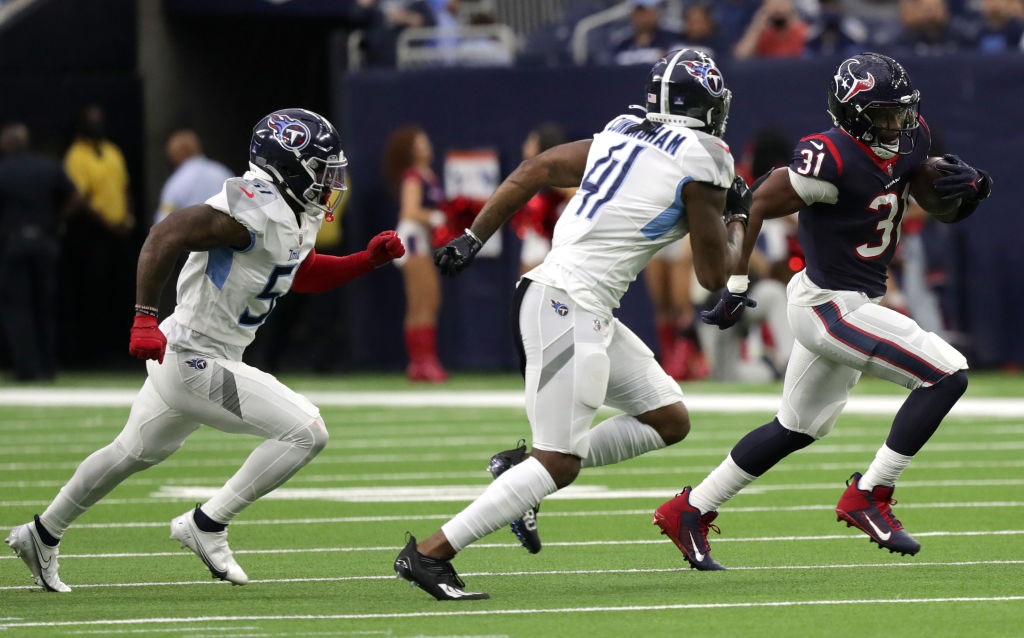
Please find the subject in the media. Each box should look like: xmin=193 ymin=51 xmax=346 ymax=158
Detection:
xmin=5 ymin=108 xmax=404 ymax=592
xmin=393 ymin=49 xmax=749 ymax=600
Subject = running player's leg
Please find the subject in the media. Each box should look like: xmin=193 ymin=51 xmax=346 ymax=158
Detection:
xmin=587 ymin=318 xmax=688 ymax=469
xmin=7 ymin=374 xmax=197 ymax=591
xmin=795 ymin=295 xmax=967 ymax=553
xmin=150 ymin=351 xmax=328 ymax=525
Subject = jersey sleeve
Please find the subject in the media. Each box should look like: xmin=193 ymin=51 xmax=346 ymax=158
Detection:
xmin=685 ymin=131 xmax=735 ymax=189
xmin=789 ymin=135 xmax=843 ymax=184
xmin=205 ymin=177 xmax=276 ymax=235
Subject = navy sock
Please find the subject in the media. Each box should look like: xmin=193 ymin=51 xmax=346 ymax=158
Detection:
xmin=193 ymin=506 xmax=227 ymax=533
xmin=33 ymin=515 xmax=59 ymax=547
xmin=887 ymin=370 xmax=968 ymax=455
xmin=731 ymin=418 xmax=815 ymax=476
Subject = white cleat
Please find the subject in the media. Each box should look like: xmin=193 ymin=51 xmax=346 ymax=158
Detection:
xmin=5 ymin=521 xmax=72 ymax=593
xmin=169 ymin=508 xmax=248 ymax=585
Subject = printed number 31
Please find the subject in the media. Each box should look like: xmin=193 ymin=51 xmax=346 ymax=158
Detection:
xmin=796 ymin=149 xmax=825 ymax=177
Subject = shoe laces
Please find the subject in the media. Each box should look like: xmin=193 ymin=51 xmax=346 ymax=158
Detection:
xmin=699 ymin=513 xmax=721 ymax=538
xmin=870 ymin=491 xmax=903 ymax=529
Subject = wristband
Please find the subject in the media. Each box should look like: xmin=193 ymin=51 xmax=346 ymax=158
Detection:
xmin=134 ymin=304 xmax=159 ymax=318
xmin=464 ymin=228 xmax=482 ymax=244
xmin=726 ymin=275 xmax=749 ymax=294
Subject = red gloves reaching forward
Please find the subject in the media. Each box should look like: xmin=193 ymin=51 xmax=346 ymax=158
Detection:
xmin=366 ymin=230 xmax=405 ymax=267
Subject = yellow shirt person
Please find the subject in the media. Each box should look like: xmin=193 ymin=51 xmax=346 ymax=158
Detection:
xmin=64 ymin=138 xmax=130 ymax=229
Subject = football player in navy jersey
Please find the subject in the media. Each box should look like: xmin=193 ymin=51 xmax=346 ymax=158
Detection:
xmin=653 ymin=52 xmax=993 ymax=569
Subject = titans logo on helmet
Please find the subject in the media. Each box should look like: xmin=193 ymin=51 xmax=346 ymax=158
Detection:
xmin=680 ymin=60 xmax=725 ymax=97
xmin=267 ymin=113 xmax=311 ymax=151
xmin=833 ymin=58 xmax=876 ymax=103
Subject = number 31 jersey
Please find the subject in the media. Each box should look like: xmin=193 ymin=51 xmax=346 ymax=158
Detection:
xmin=167 ymin=171 xmax=322 ymax=360
xmin=526 ymin=113 xmax=734 ymax=318
xmin=789 ymin=120 xmax=930 ymax=298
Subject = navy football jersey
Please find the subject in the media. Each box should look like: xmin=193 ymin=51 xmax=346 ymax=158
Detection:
xmin=789 ymin=119 xmax=931 ymax=297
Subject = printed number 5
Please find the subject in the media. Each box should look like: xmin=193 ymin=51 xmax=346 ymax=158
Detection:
xmin=239 ymin=264 xmax=296 ymax=326
xmin=856 ymin=193 xmax=903 ymax=259
xmin=796 ymin=149 xmax=825 ymax=177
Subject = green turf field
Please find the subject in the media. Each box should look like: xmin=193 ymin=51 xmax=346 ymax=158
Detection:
xmin=1 ymin=374 xmax=1022 ymax=637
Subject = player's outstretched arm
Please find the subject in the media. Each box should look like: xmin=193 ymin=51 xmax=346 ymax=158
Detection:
xmin=129 ymin=205 xmax=252 ymax=363
xmin=435 ymin=140 xmax=592 ymax=277
xmin=291 ymin=231 xmax=405 ymax=293
xmin=736 ymin=168 xmax=805 ymax=276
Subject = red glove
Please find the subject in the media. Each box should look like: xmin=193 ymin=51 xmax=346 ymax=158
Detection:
xmin=366 ymin=230 xmax=405 ymax=267
xmin=129 ymin=314 xmax=167 ymax=364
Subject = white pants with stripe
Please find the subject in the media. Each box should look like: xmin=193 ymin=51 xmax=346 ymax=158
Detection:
xmin=40 ymin=349 xmax=327 ymax=533
xmin=778 ymin=272 xmax=967 ymax=439
xmin=518 ymin=280 xmax=683 ymax=458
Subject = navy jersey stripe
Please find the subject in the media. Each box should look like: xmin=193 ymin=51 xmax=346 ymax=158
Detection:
xmin=812 ymin=301 xmax=946 ymax=384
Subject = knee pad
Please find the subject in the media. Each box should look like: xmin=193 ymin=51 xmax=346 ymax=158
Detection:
xmin=575 ymin=348 xmax=610 ymax=409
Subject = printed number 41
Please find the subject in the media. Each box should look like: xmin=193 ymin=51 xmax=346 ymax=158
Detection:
xmin=575 ymin=142 xmax=645 ymax=220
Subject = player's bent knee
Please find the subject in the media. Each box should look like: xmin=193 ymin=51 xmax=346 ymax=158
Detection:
xmin=941 ymin=369 xmax=968 ymax=395
xmin=638 ymin=402 xmax=690 ymax=445
xmin=308 ymin=418 xmax=329 ymax=454
xmin=532 ymin=449 xmax=580 ymax=488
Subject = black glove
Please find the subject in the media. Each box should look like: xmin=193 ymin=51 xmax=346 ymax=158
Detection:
xmin=434 ymin=230 xmax=483 ymax=277
xmin=723 ymin=176 xmax=752 ymax=227
xmin=700 ymin=288 xmax=757 ymax=330
xmin=933 ymin=154 xmax=992 ymax=202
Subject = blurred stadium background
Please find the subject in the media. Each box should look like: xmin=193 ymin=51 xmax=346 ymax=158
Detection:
xmin=1 ymin=0 xmax=1022 ymax=379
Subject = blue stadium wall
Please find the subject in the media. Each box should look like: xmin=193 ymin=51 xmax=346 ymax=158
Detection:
xmin=336 ymin=53 xmax=1024 ymax=371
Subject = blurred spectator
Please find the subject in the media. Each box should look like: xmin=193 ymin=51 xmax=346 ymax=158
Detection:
xmin=61 ymin=104 xmax=136 ymax=367
xmin=734 ymin=0 xmax=809 ymax=59
xmin=889 ymin=0 xmax=971 ymax=54
xmin=509 ymin=122 xmax=572 ymax=274
xmin=153 ymin=130 xmax=232 ymax=226
xmin=709 ymin=0 xmax=761 ymax=54
xmin=804 ymin=0 xmax=868 ymax=56
xmin=0 ymin=123 xmax=79 ymax=380
xmin=677 ymin=3 xmax=727 ymax=58
xmin=609 ymin=0 xmax=685 ymax=65
xmin=152 ymin=129 xmax=233 ymax=319
xmin=364 ymin=0 xmax=437 ymax=66
xmin=383 ymin=125 xmax=448 ymax=382
xmin=963 ymin=0 xmax=1024 ymax=52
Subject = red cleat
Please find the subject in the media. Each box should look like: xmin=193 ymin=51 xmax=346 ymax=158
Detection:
xmin=652 ymin=486 xmax=726 ymax=570
xmin=836 ymin=472 xmax=921 ymax=555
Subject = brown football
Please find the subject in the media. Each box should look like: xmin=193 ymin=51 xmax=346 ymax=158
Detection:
xmin=909 ymin=156 xmax=960 ymax=223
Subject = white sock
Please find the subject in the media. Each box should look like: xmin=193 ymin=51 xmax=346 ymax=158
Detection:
xmin=203 ymin=419 xmax=327 ymax=523
xmin=859 ymin=444 xmax=913 ymax=490
xmin=688 ymin=455 xmax=757 ymax=515
xmin=441 ymin=456 xmax=557 ymax=552
xmin=580 ymin=414 xmax=666 ymax=468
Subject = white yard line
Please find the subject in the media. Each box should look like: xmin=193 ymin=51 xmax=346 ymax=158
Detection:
xmin=2 ymin=389 xmax=1024 ymax=417
xmin=0 ymin=530 xmax=1020 ymax=562
xmin=2 ymin=596 xmax=1023 ymax=626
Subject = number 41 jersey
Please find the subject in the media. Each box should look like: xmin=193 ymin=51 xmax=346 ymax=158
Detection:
xmin=167 ymin=171 xmax=322 ymax=360
xmin=789 ymin=120 xmax=930 ymax=299
xmin=526 ymin=113 xmax=734 ymax=319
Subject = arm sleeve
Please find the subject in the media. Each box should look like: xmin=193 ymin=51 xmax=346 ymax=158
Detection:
xmin=788 ymin=135 xmax=843 ymax=205
xmin=291 ymin=249 xmax=376 ymax=293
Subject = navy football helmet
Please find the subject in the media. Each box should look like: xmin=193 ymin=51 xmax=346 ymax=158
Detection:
xmin=644 ymin=49 xmax=731 ymax=137
xmin=249 ymin=108 xmax=347 ymax=217
xmin=827 ymin=53 xmax=920 ymax=158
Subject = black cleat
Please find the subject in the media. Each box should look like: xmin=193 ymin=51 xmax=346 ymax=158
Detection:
xmin=394 ymin=535 xmax=489 ymax=601
xmin=487 ymin=439 xmax=542 ymax=554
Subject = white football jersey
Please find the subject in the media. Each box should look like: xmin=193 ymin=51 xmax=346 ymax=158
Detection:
xmin=165 ymin=171 xmax=322 ymax=360
xmin=526 ymin=113 xmax=734 ymax=318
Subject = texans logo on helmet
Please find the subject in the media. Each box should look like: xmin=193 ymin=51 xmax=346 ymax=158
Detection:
xmin=267 ymin=113 xmax=311 ymax=151
xmin=680 ymin=60 xmax=725 ymax=97
xmin=833 ymin=58 xmax=876 ymax=103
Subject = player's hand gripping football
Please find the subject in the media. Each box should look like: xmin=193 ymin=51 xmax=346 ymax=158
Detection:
xmin=366 ymin=230 xmax=405 ymax=268
xmin=129 ymin=314 xmax=167 ymax=363
xmin=434 ymin=230 xmax=482 ymax=277
xmin=723 ymin=176 xmax=752 ymax=227
xmin=933 ymin=154 xmax=992 ymax=202
xmin=701 ymin=287 xmax=757 ymax=330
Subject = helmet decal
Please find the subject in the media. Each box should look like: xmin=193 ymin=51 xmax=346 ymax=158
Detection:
xmin=833 ymin=58 xmax=876 ymax=104
xmin=267 ymin=113 xmax=311 ymax=151
xmin=680 ymin=60 xmax=725 ymax=97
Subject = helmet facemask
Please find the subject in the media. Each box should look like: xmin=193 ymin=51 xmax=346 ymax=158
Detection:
xmin=303 ymin=154 xmax=348 ymax=218
xmin=849 ymin=95 xmax=920 ymax=159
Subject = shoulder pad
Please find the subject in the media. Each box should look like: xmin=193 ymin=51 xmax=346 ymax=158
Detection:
xmin=790 ymin=133 xmax=843 ymax=183
xmin=686 ymin=131 xmax=735 ymax=189
xmin=206 ymin=177 xmax=285 ymax=234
